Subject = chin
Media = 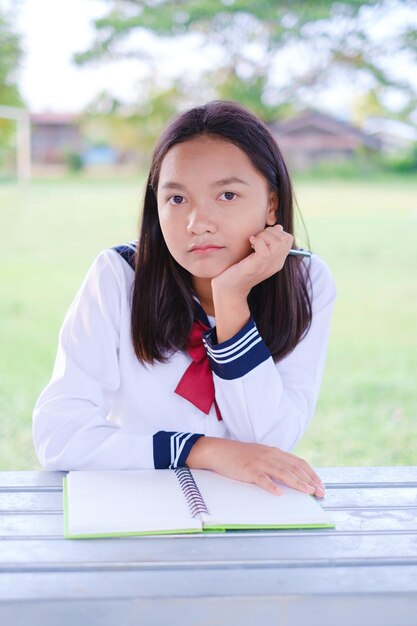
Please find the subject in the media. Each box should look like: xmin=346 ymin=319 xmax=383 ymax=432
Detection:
xmin=192 ymin=262 xmax=232 ymax=278
xmin=189 ymin=270 xmax=219 ymax=280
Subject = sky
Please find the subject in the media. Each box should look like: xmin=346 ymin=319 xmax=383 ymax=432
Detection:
xmin=12 ymin=0 xmax=221 ymax=113
xmin=14 ymin=0 xmax=150 ymax=112
xmin=10 ymin=0 xmax=211 ymax=112
xmin=12 ymin=0 xmax=110 ymax=112
xmin=6 ymin=0 xmax=417 ymax=119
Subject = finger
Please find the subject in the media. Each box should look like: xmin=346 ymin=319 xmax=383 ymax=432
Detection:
xmin=286 ymin=458 xmax=321 ymax=486
xmin=249 ymin=235 xmax=270 ymax=257
xmin=271 ymin=466 xmax=317 ymax=495
xmin=256 ymin=229 xmax=294 ymax=250
xmin=278 ymin=451 xmax=325 ymax=492
xmin=254 ymin=472 xmax=284 ymax=496
xmin=260 ymin=230 xmax=294 ymax=245
xmin=260 ymin=225 xmax=284 ymax=243
xmin=287 ymin=458 xmax=326 ymax=494
xmin=255 ymin=228 xmax=283 ymax=245
xmin=250 ymin=232 xmax=288 ymax=256
xmin=264 ymin=224 xmax=285 ymax=239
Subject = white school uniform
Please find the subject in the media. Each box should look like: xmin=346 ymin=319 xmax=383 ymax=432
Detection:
xmin=32 ymin=244 xmax=336 ymax=471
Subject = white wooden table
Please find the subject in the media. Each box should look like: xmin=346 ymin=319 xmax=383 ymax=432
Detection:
xmin=0 ymin=467 xmax=416 ymax=626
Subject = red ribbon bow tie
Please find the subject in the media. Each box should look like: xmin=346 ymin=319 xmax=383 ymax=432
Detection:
xmin=175 ymin=319 xmax=222 ymax=421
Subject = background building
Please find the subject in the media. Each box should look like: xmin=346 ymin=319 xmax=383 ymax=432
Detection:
xmin=269 ymin=111 xmax=381 ymax=171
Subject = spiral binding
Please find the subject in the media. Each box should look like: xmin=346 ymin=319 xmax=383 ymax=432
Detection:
xmin=174 ymin=468 xmax=209 ymax=518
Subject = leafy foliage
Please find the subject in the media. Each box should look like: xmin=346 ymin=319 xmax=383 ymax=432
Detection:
xmin=0 ymin=10 xmax=23 ymax=102
xmin=73 ymin=0 xmax=417 ymax=120
xmin=0 ymin=8 xmax=25 ymax=163
xmin=81 ymin=84 xmax=186 ymax=165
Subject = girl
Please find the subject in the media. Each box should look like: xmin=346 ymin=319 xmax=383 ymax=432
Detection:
xmin=33 ymin=101 xmax=336 ymax=498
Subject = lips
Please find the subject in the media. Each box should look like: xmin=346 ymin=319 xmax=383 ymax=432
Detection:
xmin=189 ymin=243 xmax=224 ymax=252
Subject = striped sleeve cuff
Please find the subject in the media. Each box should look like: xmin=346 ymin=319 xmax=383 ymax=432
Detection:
xmin=153 ymin=431 xmax=204 ymax=469
xmin=202 ymin=318 xmax=271 ymax=380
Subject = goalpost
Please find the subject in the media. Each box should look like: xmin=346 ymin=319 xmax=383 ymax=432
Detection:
xmin=0 ymin=104 xmax=31 ymax=184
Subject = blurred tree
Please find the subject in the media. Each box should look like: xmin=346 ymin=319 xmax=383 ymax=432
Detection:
xmin=0 ymin=8 xmax=24 ymax=170
xmin=351 ymin=88 xmax=386 ymax=126
xmin=213 ymin=69 xmax=294 ymax=122
xmin=81 ymin=83 xmax=186 ymax=167
xmin=74 ymin=0 xmax=417 ymax=121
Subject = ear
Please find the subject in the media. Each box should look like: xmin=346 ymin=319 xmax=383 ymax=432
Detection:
xmin=266 ymin=191 xmax=278 ymax=226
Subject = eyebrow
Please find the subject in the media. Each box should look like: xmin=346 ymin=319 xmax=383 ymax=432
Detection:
xmin=161 ymin=177 xmax=250 ymax=190
xmin=161 ymin=181 xmax=187 ymax=191
xmin=211 ymin=177 xmax=250 ymax=187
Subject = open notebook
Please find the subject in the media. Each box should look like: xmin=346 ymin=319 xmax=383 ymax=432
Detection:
xmin=63 ymin=468 xmax=334 ymax=538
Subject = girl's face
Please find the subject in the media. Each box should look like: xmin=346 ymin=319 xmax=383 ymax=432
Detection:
xmin=157 ymin=135 xmax=277 ymax=286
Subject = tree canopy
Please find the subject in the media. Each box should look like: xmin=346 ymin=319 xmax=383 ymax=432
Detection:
xmin=0 ymin=8 xmax=24 ymax=109
xmin=0 ymin=7 xmax=25 ymax=160
xmin=74 ymin=0 xmax=417 ymax=121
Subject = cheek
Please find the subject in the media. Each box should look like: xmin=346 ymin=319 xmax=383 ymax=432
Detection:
xmin=226 ymin=228 xmax=253 ymax=262
xmin=158 ymin=213 xmax=169 ymax=239
xmin=158 ymin=208 xmax=175 ymax=239
xmin=232 ymin=215 xmax=266 ymax=243
xmin=158 ymin=214 xmax=186 ymax=261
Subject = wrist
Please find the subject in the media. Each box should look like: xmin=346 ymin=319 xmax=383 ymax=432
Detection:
xmin=186 ymin=436 xmax=221 ymax=471
xmin=212 ymin=294 xmax=250 ymax=343
xmin=211 ymin=277 xmax=250 ymax=304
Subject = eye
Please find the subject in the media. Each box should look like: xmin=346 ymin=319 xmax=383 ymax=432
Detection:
xmin=219 ymin=191 xmax=237 ymax=201
xmin=168 ymin=195 xmax=186 ymax=206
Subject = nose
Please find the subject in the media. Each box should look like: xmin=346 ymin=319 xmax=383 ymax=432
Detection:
xmin=186 ymin=203 xmax=217 ymax=235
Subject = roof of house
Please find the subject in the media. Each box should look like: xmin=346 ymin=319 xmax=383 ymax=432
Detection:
xmin=269 ymin=110 xmax=381 ymax=150
xmin=30 ymin=112 xmax=81 ymax=125
xmin=363 ymin=118 xmax=417 ymax=141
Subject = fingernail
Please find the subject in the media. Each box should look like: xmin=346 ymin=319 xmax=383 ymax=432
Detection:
xmin=316 ymin=488 xmax=325 ymax=498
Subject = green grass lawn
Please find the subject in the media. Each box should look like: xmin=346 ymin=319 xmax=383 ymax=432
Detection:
xmin=0 ymin=175 xmax=416 ymax=470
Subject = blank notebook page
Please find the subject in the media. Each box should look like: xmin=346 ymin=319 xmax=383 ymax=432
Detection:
xmin=191 ymin=469 xmax=330 ymax=527
xmin=66 ymin=470 xmax=201 ymax=535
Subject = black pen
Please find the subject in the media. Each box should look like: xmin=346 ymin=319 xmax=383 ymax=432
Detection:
xmin=288 ymin=249 xmax=312 ymax=258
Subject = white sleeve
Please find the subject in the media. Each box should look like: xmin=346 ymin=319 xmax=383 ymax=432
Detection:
xmin=203 ymin=256 xmax=336 ymax=451
xmin=32 ymin=250 xmax=202 ymax=471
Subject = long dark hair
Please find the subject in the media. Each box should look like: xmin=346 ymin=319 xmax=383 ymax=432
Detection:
xmin=131 ymin=100 xmax=312 ymax=363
